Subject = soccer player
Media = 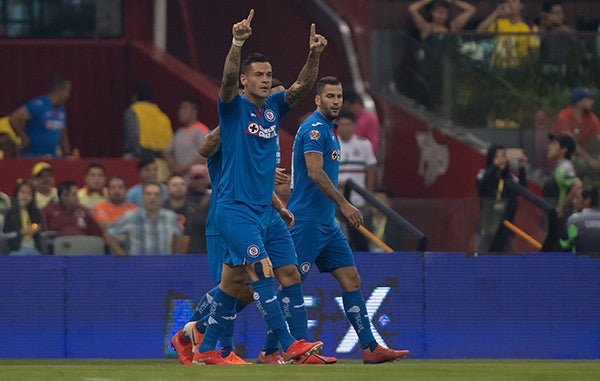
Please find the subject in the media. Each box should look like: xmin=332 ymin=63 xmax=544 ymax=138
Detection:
xmin=190 ymin=9 xmax=326 ymax=365
xmin=287 ymin=76 xmax=410 ymax=364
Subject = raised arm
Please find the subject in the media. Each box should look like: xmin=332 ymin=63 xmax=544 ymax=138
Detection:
xmin=408 ymin=0 xmax=433 ymax=39
xmin=476 ymin=4 xmax=503 ymax=33
xmin=220 ymin=9 xmax=254 ymax=103
xmin=8 ymin=106 xmax=31 ymax=150
xmin=284 ymin=24 xmax=327 ymax=109
xmin=450 ymin=0 xmax=476 ymax=32
xmin=304 ymin=152 xmax=363 ymax=228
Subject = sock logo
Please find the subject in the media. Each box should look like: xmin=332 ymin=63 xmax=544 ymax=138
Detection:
xmin=207 ymin=316 xmax=218 ymax=325
xmin=334 ymin=287 xmax=392 ymax=353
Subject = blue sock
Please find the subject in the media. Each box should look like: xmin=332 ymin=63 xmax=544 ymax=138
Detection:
xmin=190 ymin=286 xmax=219 ymax=322
xmin=198 ymin=288 xmax=237 ymax=353
xmin=279 ymin=283 xmax=308 ymax=340
xmin=262 ymin=329 xmax=279 ymax=354
xmin=342 ymin=290 xmax=377 ymax=351
xmin=252 ymin=278 xmax=295 ymax=351
xmin=219 ymin=297 xmax=249 ymax=356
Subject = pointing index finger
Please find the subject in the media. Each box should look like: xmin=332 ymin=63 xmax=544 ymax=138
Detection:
xmin=310 ymin=23 xmax=315 ymax=38
xmin=247 ymin=9 xmax=254 ymax=24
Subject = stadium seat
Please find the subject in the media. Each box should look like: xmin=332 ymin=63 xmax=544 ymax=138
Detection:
xmin=53 ymin=235 xmax=105 ymax=256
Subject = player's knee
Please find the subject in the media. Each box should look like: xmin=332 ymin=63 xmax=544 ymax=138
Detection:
xmin=274 ymin=264 xmax=302 ymax=287
xmin=251 ymin=257 xmax=274 ymax=281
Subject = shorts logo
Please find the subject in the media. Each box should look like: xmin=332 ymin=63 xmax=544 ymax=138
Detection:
xmin=330 ymin=149 xmax=340 ymax=161
xmin=309 ymin=130 xmax=320 ymax=140
xmin=300 ymin=262 xmax=311 ymax=274
xmin=264 ymin=109 xmax=276 ymax=122
xmin=247 ymin=245 xmax=260 ymax=258
xmin=247 ymin=122 xmax=260 ymax=135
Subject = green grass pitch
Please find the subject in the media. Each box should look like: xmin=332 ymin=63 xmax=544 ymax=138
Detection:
xmin=1 ymin=359 xmax=599 ymax=381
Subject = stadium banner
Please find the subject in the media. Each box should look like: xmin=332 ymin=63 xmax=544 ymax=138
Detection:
xmin=0 ymin=253 xmax=598 ymax=359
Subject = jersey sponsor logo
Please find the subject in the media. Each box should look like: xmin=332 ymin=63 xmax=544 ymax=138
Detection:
xmin=309 ymin=130 xmax=321 ymax=140
xmin=247 ymin=244 xmax=260 ymax=258
xmin=246 ymin=122 xmax=278 ymax=139
xmin=264 ymin=109 xmax=276 ymax=122
xmin=330 ymin=149 xmax=340 ymax=161
xmin=300 ymin=261 xmax=311 ymax=274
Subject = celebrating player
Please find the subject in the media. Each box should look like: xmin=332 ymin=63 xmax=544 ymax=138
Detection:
xmin=287 ymin=76 xmax=410 ymax=363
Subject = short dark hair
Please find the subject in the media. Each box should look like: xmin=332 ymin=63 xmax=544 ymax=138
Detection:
xmin=138 ymin=155 xmax=156 ymax=171
xmin=107 ymin=176 xmax=127 ymax=188
xmin=316 ymin=76 xmax=341 ymax=96
xmin=48 ymin=76 xmax=69 ymax=92
xmin=181 ymin=96 xmax=200 ymax=111
xmin=582 ymin=187 xmax=599 ymax=207
xmin=337 ymin=110 xmax=356 ymax=123
xmin=57 ymin=181 xmax=77 ymax=199
xmin=343 ymin=88 xmax=361 ymax=105
xmin=142 ymin=181 xmax=163 ymax=195
xmin=134 ymin=82 xmax=154 ymax=102
xmin=86 ymin=162 xmax=105 ymax=175
xmin=375 ymin=187 xmax=394 ymax=199
xmin=241 ymin=53 xmax=270 ymax=75
xmin=542 ymin=0 xmax=562 ymax=13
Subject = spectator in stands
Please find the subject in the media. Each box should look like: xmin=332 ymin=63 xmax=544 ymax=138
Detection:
xmin=543 ymin=134 xmax=582 ymax=238
xmin=31 ymin=162 xmax=58 ymax=209
xmin=539 ymin=0 xmax=572 ymax=33
xmin=552 ymin=88 xmax=600 ymax=179
xmin=337 ymin=110 xmax=377 ymax=252
xmin=9 ymin=76 xmax=72 ymax=157
xmin=560 ymin=187 xmax=600 ymax=252
xmin=106 ymin=182 xmax=182 ymax=256
xmin=77 ymin=162 xmax=107 ymax=208
xmin=0 ymin=116 xmax=20 ymax=158
xmin=342 ymin=88 xmax=380 ymax=156
xmin=163 ymin=97 xmax=210 ymax=177
xmin=43 ymin=181 xmax=103 ymax=238
xmin=123 ymin=81 xmax=173 ymax=158
xmin=365 ymin=187 xmax=405 ymax=252
xmin=408 ymin=0 xmax=476 ymax=40
xmin=537 ymin=0 xmax=576 ymax=84
xmin=92 ymin=176 xmax=138 ymax=230
xmin=186 ymin=164 xmax=211 ymax=206
xmin=126 ymin=155 xmax=168 ymax=207
xmin=2 ymin=180 xmax=46 ymax=255
xmin=164 ymin=174 xmax=208 ymax=254
xmin=476 ymin=144 xmax=527 ymax=253
xmin=476 ymin=0 xmax=539 ymax=68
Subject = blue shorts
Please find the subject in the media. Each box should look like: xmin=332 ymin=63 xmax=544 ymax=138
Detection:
xmin=206 ymin=234 xmax=230 ymax=284
xmin=262 ymin=209 xmax=298 ymax=269
xmin=289 ymin=220 xmax=355 ymax=280
xmin=215 ymin=201 xmax=268 ymax=266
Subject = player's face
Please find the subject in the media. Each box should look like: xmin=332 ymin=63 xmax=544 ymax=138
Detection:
xmin=241 ymin=62 xmax=273 ymax=101
xmin=316 ymin=84 xmax=343 ymax=121
xmin=107 ymin=179 xmax=126 ymax=204
xmin=55 ymin=82 xmax=72 ymax=105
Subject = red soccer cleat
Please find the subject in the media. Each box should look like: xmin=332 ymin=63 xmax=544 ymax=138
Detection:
xmin=257 ymin=350 xmax=285 ymax=364
xmin=362 ymin=345 xmax=409 ymax=364
xmin=282 ymin=339 xmax=323 ymax=363
xmin=295 ymin=353 xmax=337 ymax=364
xmin=224 ymin=351 xmax=253 ymax=365
xmin=171 ymin=330 xmax=193 ymax=365
xmin=192 ymin=349 xmax=231 ymax=365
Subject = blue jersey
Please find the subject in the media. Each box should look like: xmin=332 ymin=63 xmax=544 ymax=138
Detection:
xmin=217 ymin=92 xmax=289 ymax=206
xmin=288 ymin=111 xmax=340 ymax=223
xmin=205 ymin=143 xmax=222 ymax=235
xmin=21 ymin=95 xmax=66 ymax=157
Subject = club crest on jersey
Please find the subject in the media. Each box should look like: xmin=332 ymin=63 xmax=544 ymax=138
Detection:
xmin=247 ymin=244 xmax=260 ymax=258
xmin=330 ymin=148 xmax=340 ymax=161
xmin=264 ymin=109 xmax=276 ymax=122
xmin=309 ymin=130 xmax=321 ymax=140
xmin=246 ymin=122 xmax=278 ymax=139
